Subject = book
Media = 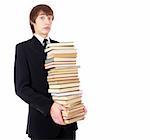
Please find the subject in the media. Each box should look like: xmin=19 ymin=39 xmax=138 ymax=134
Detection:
xmin=45 ymin=61 xmax=76 ymax=67
xmin=46 ymin=42 xmax=74 ymax=48
xmin=48 ymin=79 xmax=80 ymax=85
xmin=47 ymin=76 xmax=79 ymax=82
xmin=44 ymin=42 xmax=85 ymax=125
xmin=48 ymin=66 xmax=80 ymax=71
xmin=63 ymin=107 xmax=84 ymax=116
xmin=51 ymin=93 xmax=82 ymax=97
xmin=45 ymin=64 xmax=78 ymax=69
xmin=45 ymin=47 xmax=75 ymax=53
xmin=47 ymin=49 xmax=77 ymax=55
xmin=48 ymin=71 xmax=78 ymax=76
xmin=64 ymin=115 xmax=85 ymax=124
xmin=65 ymin=103 xmax=84 ymax=110
xmin=49 ymin=82 xmax=80 ymax=89
xmin=63 ymin=111 xmax=85 ymax=120
xmin=48 ymin=86 xmax=79 ymax=93
xmin=45 ymin=58 xmax=76 ymax=63
xmin=48 ymin=70 xmax=78 ymax=75
xmin=47 ymin=53 xmax=77 ymax=59
xmin=48 ymin=69 xmax=78 ymax=74
xmin=47 ymin=75 xmax=78 ymax=80
xmin=63 ymin=101 xmax=82 ymax=108
xmin=62 ymin=105 xmax=84 ymax=116
xmin=51 ymin=90 xmax=82 ymax=97
xmin=54 ymin=97 xmax=81 ymax=105
xmin=47 ymin=73 xmax=78 ymax=79
xmin=52 ymin=94 xmax=81 ymax=101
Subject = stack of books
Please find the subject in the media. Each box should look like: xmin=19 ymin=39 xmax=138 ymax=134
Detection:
xmin=44 ymin=42 xmax=85 ymax=124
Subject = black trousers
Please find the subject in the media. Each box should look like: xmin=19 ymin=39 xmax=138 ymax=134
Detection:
xmin=31 ymin=128 xmax=76 ymax=140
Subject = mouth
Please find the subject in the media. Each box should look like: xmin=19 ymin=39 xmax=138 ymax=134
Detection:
xmin=44 ymin=27 xmax=50 ymax=30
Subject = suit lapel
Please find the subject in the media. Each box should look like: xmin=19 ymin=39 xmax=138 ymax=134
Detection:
xmin=29 ymin=36 xmax=46 ymax=63
xmin=30 ymin=36 xmax=58 ymax=56
xmin=31 ymin=36 xmax=44 ymax=51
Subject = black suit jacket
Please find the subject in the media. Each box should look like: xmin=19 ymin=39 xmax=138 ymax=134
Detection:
xmin=14 ymin=36 xmax=77 ymax=139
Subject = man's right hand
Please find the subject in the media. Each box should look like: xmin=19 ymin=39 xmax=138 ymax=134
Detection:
xmin=50 ymin=102 xmax=66 ymax=125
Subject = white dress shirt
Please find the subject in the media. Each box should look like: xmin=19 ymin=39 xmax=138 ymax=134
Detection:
xmin=34 ymin=33 xmax=51 ymax=46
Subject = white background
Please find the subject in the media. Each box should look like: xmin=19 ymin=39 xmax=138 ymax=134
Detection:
xmin=0 ymin=0 xmax=150 ymax=140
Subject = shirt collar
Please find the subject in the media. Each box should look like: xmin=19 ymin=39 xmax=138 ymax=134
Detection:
xmin=34 ymin=33 xmax=50 ymax=46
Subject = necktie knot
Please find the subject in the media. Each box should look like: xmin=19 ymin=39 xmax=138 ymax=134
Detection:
xmin=43 ymin=39 xmax=48 ymax=48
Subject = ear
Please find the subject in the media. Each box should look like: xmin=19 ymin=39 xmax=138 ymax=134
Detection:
xmin=30 ymin=20 xmax=35 ymax=25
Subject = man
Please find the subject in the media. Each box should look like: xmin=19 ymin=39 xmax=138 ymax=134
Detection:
xmin=14 ymin=4 xmax=79 ymax=140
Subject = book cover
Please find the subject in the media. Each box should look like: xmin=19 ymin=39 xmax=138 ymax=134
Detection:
xmin=45 ymin=58 xmax=76 ymax=63
xmin=51 ymin=90 xmax=82 ymax=97
xmin=48 ymin=86 xmax=79 ymax=93
xmin=54 ymin=97 xmax=81 ymax=105
xmin=45 ymin=46 xmax=75 ymax=53
xmin=49 ymin=82 xmax=80 ymax=89
xmin=47 ymin=53 xmax=77 ymax=59
xmin=52 ymin=94 xmax=82 ymax=101
xmin=64 ymin=115 xmax=85 ymax=124
xmin=47 ymin=76 xmax=79 ymax=82
xmin=47 ymin=73 xmax=78 ymax=79
xmin=63 ymin=111 xmax=85 ymax=120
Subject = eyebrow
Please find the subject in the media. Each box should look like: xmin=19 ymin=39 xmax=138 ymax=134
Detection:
xmin=38 ymin=13 xmax=46 ymax=16
xmin=38 ymin=13 xmax=52 ymax=17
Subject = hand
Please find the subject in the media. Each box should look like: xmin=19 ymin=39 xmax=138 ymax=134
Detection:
xmin=84 ymin=105 xmax=87 ymax=115
xmin=50 ymin=102 xmax=66 ymax=125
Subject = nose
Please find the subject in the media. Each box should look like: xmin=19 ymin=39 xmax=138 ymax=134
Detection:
xmin=45 ymin=17 xmax=51 ymax=25
xmin=45 ymin=18 xmax=50 ymax=24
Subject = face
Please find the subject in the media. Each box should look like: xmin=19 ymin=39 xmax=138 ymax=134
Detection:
xmin=33 ymin=11 xmax=53 ymax=38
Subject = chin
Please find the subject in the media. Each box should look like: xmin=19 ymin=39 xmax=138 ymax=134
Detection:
xmin=44 ymin=31 xmax=50 ymax=35
xmin=43 ymin=32 xmax=49 ymax=36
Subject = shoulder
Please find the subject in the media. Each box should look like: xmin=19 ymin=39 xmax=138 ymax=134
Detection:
xmin=15 ymin=38 xmax=33 ymax=56
xmin=15 ymin=38 xmax=33 ymax=52
xmin=16 ymin=38 xmax=32 ymax=48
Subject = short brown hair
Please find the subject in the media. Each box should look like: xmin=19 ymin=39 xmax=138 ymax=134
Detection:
xmin=29 ymin=4 xmax=54 ymax=33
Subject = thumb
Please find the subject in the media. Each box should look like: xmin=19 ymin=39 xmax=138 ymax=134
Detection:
xmin=56 ymin=103 xmax=66 ymax=111
xmin=60 ymin=105 xmax=66 ymax=111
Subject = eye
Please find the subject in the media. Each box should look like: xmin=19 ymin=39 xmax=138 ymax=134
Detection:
xmin=48 ymin=16 xmax=52 ymax=21
xmin=39 ymin=16 xmax=45 ymax=20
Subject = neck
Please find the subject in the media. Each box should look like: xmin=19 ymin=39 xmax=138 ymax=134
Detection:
xmin=41 ymin=34 xmax=48 ymax=38
xmin=34 ymin=33 xmax=48 ymax=39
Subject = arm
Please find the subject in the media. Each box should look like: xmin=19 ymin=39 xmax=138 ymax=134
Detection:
xmin=14 ymin=44 xmax=53 ymax=116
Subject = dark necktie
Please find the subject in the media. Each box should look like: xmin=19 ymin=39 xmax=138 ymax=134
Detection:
xmin=43 ymin=39 xmax=48 ymax=48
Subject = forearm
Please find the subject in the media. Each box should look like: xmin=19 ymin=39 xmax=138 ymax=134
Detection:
xmin=15 ymin=84 xmax=53 ymax=116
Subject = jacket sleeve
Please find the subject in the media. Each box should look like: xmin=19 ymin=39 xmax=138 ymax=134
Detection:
xmin=14 ymin=44 xmax=53 ymax=116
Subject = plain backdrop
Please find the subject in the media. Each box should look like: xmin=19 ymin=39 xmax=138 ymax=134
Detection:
xmin=0 ymin=0 xmax=150 ymax=140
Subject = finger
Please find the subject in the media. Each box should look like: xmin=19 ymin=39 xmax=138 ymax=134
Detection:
xmin=58 ymin=117 xmax=65 ymax=125
xmin=61 ymin=105 xmax=67 ymax=111
xmin=57 ymin=103 xmax=66 ymax=111
xmin=84 ymin=107 xmax=87 ymax=114
xmin=57 ymin=109 xmax=65 ymax=124
xmin=56 ymin=103 xmax=65 ymax=111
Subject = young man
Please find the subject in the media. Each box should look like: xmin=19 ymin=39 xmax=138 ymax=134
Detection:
xmin=14 ymin=4 xmax=78 ymax=140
